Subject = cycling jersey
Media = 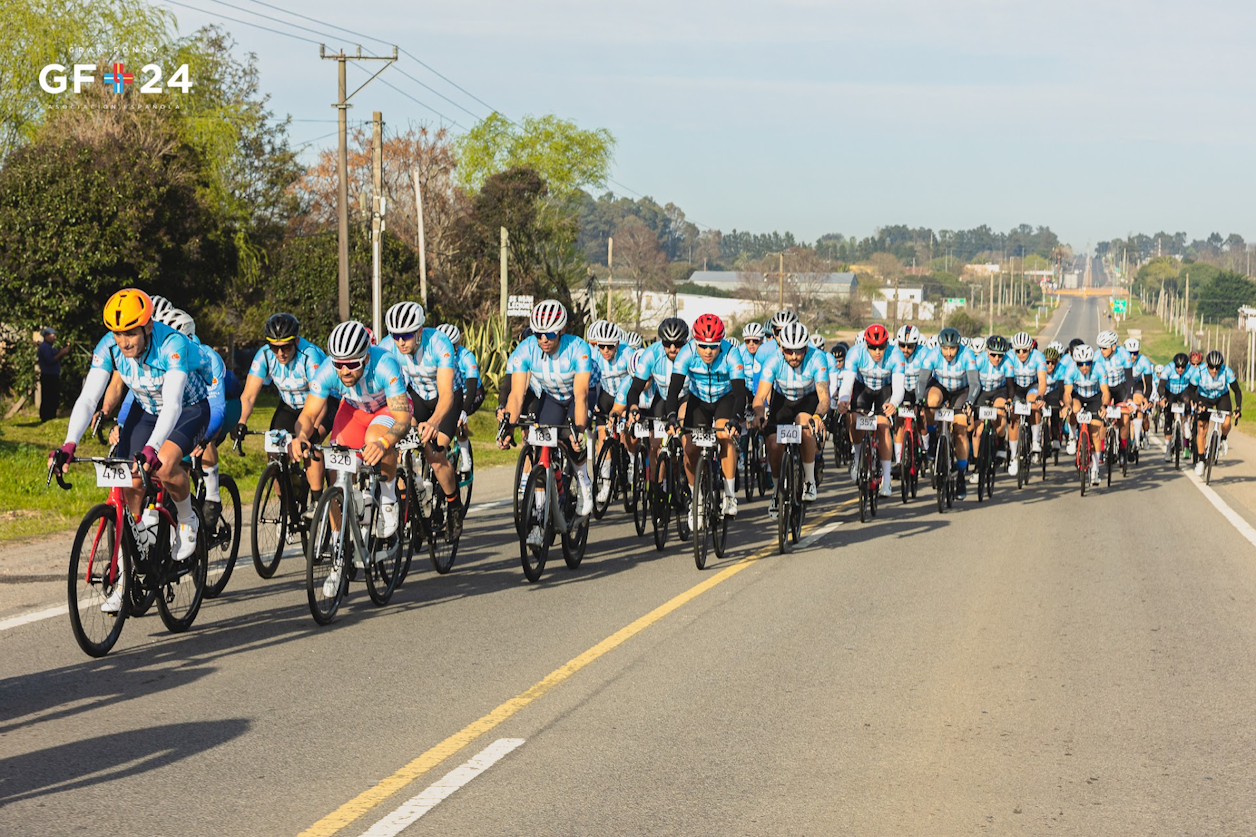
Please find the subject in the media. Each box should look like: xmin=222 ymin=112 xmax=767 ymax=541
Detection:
xmin=760 ymin=345 xmax=828 ymax=400
xmin=739 ymin=343 xmax=766 ymax=393
xmin=921 ymin=347 xmax=976 ymax=391
xmin=1159 ymin=364 xmax=1196 ymax=396
xmin=455 ymin=345 xmax=480 ymax=383
xmin=379 ymin=329 xmax=463 ymax=400
xmin=309 ymin=346 xmax=407 ymax=413
xmin=1044 ymin=362 xmax=1068 ymax=392
xmin=672 ymin=340 xmax=745 ymax=402
xmin=89 ymin=321 xmax=208 ymax=412
xmin=247 ymin=338 xmax=326 ymax=410
xmin=627 ymin=348 xmax=656 ymax=408
xmin=843 ymin=342 xmax=905 ymax=391
xmin=595 ymin=343 xmax=634 ymax=403
xmin=890 ymin=345 xmax=933 ymax=392
xmin=1006 ymin=348 xmax=1047 ymax=389
xmin=973 ymin=353 xmax=1013 ymax=392
xmin=1195 ymin=364 xmax=1237 ymax=400
xmin=1130 ymin=353 xmax=1154 ymax=382
xmin=505 ymin=334 xmax=595 ymax=401
xmin=192 ymin=341 xmax=229 ymax=440
xmin=1065 ymin=358 xmax=1109 ymax=399
xmin=1098 ymin=346 xmax=1132 ymax=388
xmin=629 ymin=340 xmax=688 ymax=401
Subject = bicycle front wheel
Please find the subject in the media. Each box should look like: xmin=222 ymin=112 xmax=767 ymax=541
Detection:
xmin=68 ymin=504 xmax=129 ymax=657
xmin=251 ymin=462 xmax=288 ymax=579
xmin=365 ymin=481 xmax=405 ymax=606
xmin=520 ymin=468 xmax=550 ymax=582
xmin=592 ymin=440 xmax=613 ymax=520
xmin=652 ymin=456 xmax=671 ymax=551
xmin=561 ymin=464 xmax=588 ymax=570
xmin=307 ymin=487 xmax=347 ymax=624
xmin=204 ymin=474 xmax=241 ymax=598
xmin=693 ymin=454 xmax=710 ymax=570
xmin=155 ymin=508 xmax=206 ymax=634
xmin=1206 ymin=433 xmax=1219 ymax=485
xmin=631 ymin=446 xmax=648 ymax=536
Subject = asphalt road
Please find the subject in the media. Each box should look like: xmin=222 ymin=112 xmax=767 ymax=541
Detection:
xmin=5 ymin=297 xmax=1256 ymax=836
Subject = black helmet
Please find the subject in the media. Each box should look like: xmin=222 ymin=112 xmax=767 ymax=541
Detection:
xmin=833 ymin=341 xmax=849 ymax=359
xmin=1206 ymin=350 xmax=1224 ymax=368
xmin=1173 ymin=352 xmax=1189 ymax=367
xmin=265 ymin=312 xmax=300 ymax=343
xmin=1067 ymin=337 xmax=1084 ymax=351
xmin=658 ymin=317 xmax=689 ymax=343
xmin=986 ymin=335 xmax=1010 ymax=354
xmin=938 ymin=327 xmax=962 ymax=348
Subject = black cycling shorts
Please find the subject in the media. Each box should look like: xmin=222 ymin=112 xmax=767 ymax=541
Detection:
xmin=1196 ymin=393 xmax=1233 ymax=414
xmin=683 ymin=392 xmax=736 ymax=429
xmin=1042 ymin=388 xmax=1065 ymax=408
xmin=927 ymin=383 xmax=969 ymax=411
xmin=853 ymin=384 xmax=890 ymax=415
xmin=767 ymin=389 xmax=820 ymax=435
xmin=413 ymin=389 xmax=464 ymax=442
xmin=973 ymin=387 xmax=1008 ymax=409
xmin=118 ymin=400 xmax=209 ymax=460
xmin=1072 ymin=392 xmax=1103 ymax=414
xmin=1109 ymin=382 xmax=1130 ymax=404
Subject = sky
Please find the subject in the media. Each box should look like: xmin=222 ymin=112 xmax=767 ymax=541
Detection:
xmin=152 ymin=0 xmax=1256 ymax=252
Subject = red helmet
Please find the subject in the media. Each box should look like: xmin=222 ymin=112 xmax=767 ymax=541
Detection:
xmin=1189 ymin=350 xmax=1202 ymax=363
xmin=692 ymin=313 xmax=726 ymax=343
xmin=863 ymin=323 xmax=890 ymax=348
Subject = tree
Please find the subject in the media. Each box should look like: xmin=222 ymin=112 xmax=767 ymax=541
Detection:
xmin=1195 ymin=270 xmax=1256 ymax=322
xmin=455 ymin=113 xmax=615 ymax=197
xmin=613 ymin=217 xmax=669 ymax=331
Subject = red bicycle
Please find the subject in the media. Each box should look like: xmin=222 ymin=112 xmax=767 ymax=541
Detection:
xmin=48 ymin=455 xmax=207 ymax=657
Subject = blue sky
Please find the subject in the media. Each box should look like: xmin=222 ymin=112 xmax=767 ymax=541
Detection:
xmin=155 ymin=0 xmax=1256 ymax=251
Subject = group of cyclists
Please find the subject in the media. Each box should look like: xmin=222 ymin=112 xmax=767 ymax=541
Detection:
xmin=47 ymin=288 xmax=1246 ymax=625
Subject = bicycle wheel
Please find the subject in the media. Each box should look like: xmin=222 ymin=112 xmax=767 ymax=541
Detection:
xmin=423 ymin=487 xmax=458 ymax=574
xmin=675 ymin=461 xmax=692 ymax=542
xmin=743 ymin=435 xmax=756 ymax=501
xmin=204 ymin=474 xmax=241 ymax=598
xmin=777 ymin=457 xmax=791 ymax=554
xmin=652 ymin=455 xmax=671 ymax=551
xmin=757 ymin=435 xmax=771 ymax=496
xmin=712 ymin=461 xmax=729 ymax=560
xmin=520 ymin=468 xmax=551 ymax=581
xmin=693 ymin=453 xmax=710 ymax=570
xmin=1106 ymin=429 xmax=1116 ymax=487
xmin=867 ymin=443 xmax=879 ymax=520
xmin=857 ymin=444 xmax=869 ymax=524
xmin=935 ymin=437 xmax=948 ymax=514
xmin=592 ymin=440 xmax=613 ymax=520
xmin=901 ymin=432 xmax=912 ymax=504
xmin=513 ymin=445 xmax=536 ymax=536
xmin=1079 ymin=435 xmax=1089 ymax=497
xmin=67 ymin=504 xmax=129 ymax=657
xmin=307 ymin=487 xmax=347 ymax=625
xmin=632 ymin=446 xmax=648 ymax=536
xmin=976 ymin=434 xmax=988 ymax=503
xmin=1173 ymin=420 xmax=1182 ymax=470
xmin=620 ymin=444 xmax=633 ymax=516
xmin=365 ymin=479 xmax=404 ymax=606
xmin=790 ymin=447 xmax=805 ymax=542
xmin=1206 ymin=433 xmax=1218 ymax=485
xmin=394 ymin=470 xmax=416 ymax=584
xmin=155 ymin=507 xmax=206 ymax=634
xmin=561 ymin=462 xmax=588 ymax=570
xmin=457 ymin=441 xmax=474 ymax=518
xmin=251 ymin=462 xmax=288 ymax=579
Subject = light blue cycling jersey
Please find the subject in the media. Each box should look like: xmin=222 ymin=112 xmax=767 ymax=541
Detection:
xmin=595 ymin=343 xmax=633 ymax=402
xmin=921 ymin=347 xmax=976 ymax=391
xmin=89 ymin=321 xmax=208 ymax=413
xmin=844 ymin=342 xmax=905 ymax=390
xmin=626 ymin=349 xmax=656 ymax=407
xmin=455 ymin=346 xmax=480 ymax=385
xmin=309 ymin=346 xmax=407 ymax=413
xmin=890 ymin=344 xmax=933 ymax=391
xmin=760 ymin=345 xmax=828 ymax=400
xmin=672 ymin=339 xmax=745 ymax=402
xmin=1098 ymin=346 xmax=1132 ymax=387
xmin=1007 ymin=348 xmax=1047 ymax=389
xmin=1130 ymin=353 xmax=1154 ymax=381
xmin=1159 ymin=364 xmax=1196 ymax=396
xmin=1065 ymin=357 xmax=1109 ymax=399
xmin=1196 ymin=364 xmax=1237 ymax=400
xmin=505 ymin=334 xmax=595 ymax=401
xmin=738 ymin=344 xmax=766 ymax=393
xmin=1044 ymin=360 xmax=1069 ymax=391
xmin=1058 ymin=353 xmax=1077 ymax=377
xmin=630 ymin=340 xmax=688 ymax=401
xmin=192 ymin=340 xmax=228 ymax=439
xmin=248 ymin=338 xmax=326 ymax=410
xmin=974 ymin=352 xmax=1014 ymax=392
xmin=379 ymin=329 xmax=463 ymax=401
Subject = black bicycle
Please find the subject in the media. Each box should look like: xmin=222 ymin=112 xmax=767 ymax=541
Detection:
xmin=235 ymin=429 xmax=311 ymax=580
xmin=652 ymin=420 xmax=691 ymax=551
xmin=974 ymin=404 xmax=1001 ymax=502
xmin=690 ymin=425 xmax=730 ymax=569
xmin=772 ymin=420 xmax=806 ymax=553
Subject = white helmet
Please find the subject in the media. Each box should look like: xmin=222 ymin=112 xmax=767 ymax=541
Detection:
xmin=385 ymin=301 xmax=425 ymax=334
xmin=1096 ymin=330 xmax=1119 ymax=349
xmin=960 ymin=337 xmax=971 ymax=348
xmin=742 ymin=322 xmax=765 ymax=340
xmin=1124 ymin=337 xmax=1140 ymax=352
xmin=626 ymin=331 xmax=643 ymax=350
xmin=587 ymin=320 xmax=620 ymax=345
xmin=810 ymin=333 xmax=826 ymax=350
xmin=327 ymin=320 xmax=372 ymax=360
xmin=896 ymin=324 xmax=921 ymax=345
xmin=160 ymin=308 xmax=196 ymax=338
xmin=529 ymin=299 xmax=567 ymax=334
xmin=777 ymin=321 xmax=811 ymax=350
xmin=1011 ymin=331 xmax=1033 ymax=350
xmin=1154 ymin=364 xmax=1164 ymax=376
xmin=584 ymin=319 xmax=608 ymax=341
xmin=769 ymin=310 xmax=798 ymax=330
xmin=150 ymin=294 xmax=175 ymax=322
xmin=970 ymin=337 xmax=985 ymax=353
xmin=1072 ymin=343 xmax=1095 ymax=363
xmin=1047 ymin=340 xmax=1064 ymax=353
xmin=727 ymin=336 xmax=741 ymax=348
xmin=436 ymin=323 xmax=461 ymax=346
xmin=628 ymin=349 xmax=647 ymax=378
xmin=925 ymin=334 xmax=939 ymax=349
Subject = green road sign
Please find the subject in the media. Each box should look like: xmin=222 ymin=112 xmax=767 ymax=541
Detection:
xmin=1112 ymin=298 xmax=1128 ymax=314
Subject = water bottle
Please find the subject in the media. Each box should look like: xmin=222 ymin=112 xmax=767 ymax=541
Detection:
xmin=135 ymin=507 xmax=160 ymax=549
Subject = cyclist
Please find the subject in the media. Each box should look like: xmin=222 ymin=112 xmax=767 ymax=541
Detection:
xmin=837 ymin=323 xmax=904 ymax=499
xmin=435 ymin=323 xmax=484 ymax=474
xmin=236 ymin=313 xmax=336 ymax=511
xmin=1189 ymin=350 xmax=1204 ymax=376
xmin=1041 ymin=346 xmax=1069 ymax=452
xmin=51 ymin=290 xmax=212 ymax=592
xmin=739 ymin=322 xmax=767 ymax=396
xmin=1192 ymin=350 xmax=1243 ymax=475
xmin=1126 ymin=337 xmax=1155 ymax=453
xmin=499 ymin=300 xmax=598 ymax=538
xmin=890 ymin=325 xmax=930 ymax=467
xmin=1096 ymin=330 xmax=1133 ymax=463
xmin=1062 ymin=343 xmax=1108 ymax=485
xmin=1005 ymin=331 xmax=1048 ymax=475
xmin=618 ymin=317 xmax=691 ymax=478
xmin=754 ymin=310 xmax=799 ymax=374
xmin=289 ymin=321 xmax=412 ymax=554
xmin=971 ymin=334 xmax=1013 ymax=475
xmin=663 ymin=313 xmax=745 ymax=520
xmin=1159 ymin=352 xmax=1196 ymax=462
xmin=915 ymin=327 xmax=978 ymax=499
xmin=588 ymin=320 xmax=633 ymax=504
xmin=625 ymin=331 xmax=644 ymax=352
xmin=754 ymin=320 xmax=830 ymax=516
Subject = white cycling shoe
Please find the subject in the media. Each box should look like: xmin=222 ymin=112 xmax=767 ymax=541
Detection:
xmin=848 ymin=460 xmax=859 ymax=483
xmin=175 ymin=517 xmax=199 ymax=562
xmin=1008 ymin=460 xmax=1020 ymax=477
xmin=577 ymin=480 xmax=594 ymax=517
xmin=1067 ymin=439 xmax=1077 ymax=456
xmin=322 ymin=568 xmax=341 ymax=599
xmin=878 ymin=480 xmax=893 ymax=498
xmin=101 ymin=585 xmax=124 ymax=614
xmin=802 ymin=482 xmax=817 ymax=502
xmin=596 ymin=480 xmax=612 ymax=504
xmin=721 ymin=493 xmax=738 ymax=517
xmin=527 ymin=525 xmax=546 ymax=549
xmin=1195 ymin=461 xmax=1205 ymax=476
xmin=1163 ymin=445 xmax=1173 ymax=462
xmin=379 ymin=502 xmax=398 ymax=538
xmin=1031 ymin=439 xmax=1042 ymax=453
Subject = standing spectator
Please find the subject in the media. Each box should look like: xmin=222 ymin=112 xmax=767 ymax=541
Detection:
xmin=37 ymin=327 xmax=71 ymax=423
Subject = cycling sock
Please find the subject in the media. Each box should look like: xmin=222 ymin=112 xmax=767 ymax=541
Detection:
xmin=446 ymin=492 xmax=461 ymax=507
xmin=379 ymin=480 xmax=396 ymax=504
xmin=1031 ymin=424 xmax=1042 ymax=445
xmin=173 ymin=493 xmax=194 ymax=525
xmin=803 ymin=461 xmax=815 ymax=485
xmin=1009 ymin=439 xmax=1019 ymax=458
xmin=852 ymin=441 xmax=864 ymax=462
xmin=922 ymin=431 xmax=931 ymax=449
xmin=894 ymin=441 xmax=902 ymax=461
xmin=599 ymin=458 xmax=612 ymax=478
xmin=203 ymin=465 xmax=221 ymax=502
xmin=311 ymin=488 xmax=323 ymax=504
xmin=880 ymin=459 xmax=892 ymax=483
xmin=724 ymin=476 xmax=736 ymax=496
xmin=957 ymin=458 xmax=968 ymax=475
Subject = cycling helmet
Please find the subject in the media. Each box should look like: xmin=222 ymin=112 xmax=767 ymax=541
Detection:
xmin=727 ymin=336 xmax=741 ymax=348
xmin=102 ymin=288 xmax=154 ymax=332
xmin=1173 ymin=352 xmax=1190 ymax=367
xmin=587 ymin=320 xmax=620 ymax=345
xmin=1011 ymin=331 xmax=1033 ymax=350
xmin=529 ymin=299 xmax=567 ymax=335
xmin=1067 ymin=338 xmax=1085 ymax=352
xmin=833 ymin=341 xmax=849 ymax=360
xmin=1154 ymin=364 xmax=1164 ymax=376
xmin=1189 ymin=350 xmax=1203 ymax=364
xmin=769 ymin=310 xmax=798 ymax=330
xmin=385 ymin=301 xmax=425 ymax=335
xmin=628 ymin=350 xmax=647 ymax=378
xmin=986 ymin=335 xmax=1010 ymax=354
xmin=970 ymin=337 xmax=985 ymax=354
xmin=265 ymin=312 xmax=300 ymax=343
xmin=162 ymin=308 xmax=196 ymax=338
xmin=1047 ymin=340 xmax=1064 ymax=354
xmin=938 ymin=327 xmax=962 ymax=348
xmin=742 ymin=322 xmax=766 ymax=340
xmin=150 ymin=294 xmax=174 ymax=322
xmin=1073 ymin=344 xmax=1095 ymax=363
xmin=1096 ymin=330 xmax=1119 ymax=349
xmin=777 ymin=321 xmax=811 ymax=350
xmin=960 ymin=337 xmax=971 ymax=348
xmin=327 ymin=320 xmax=372 ymax=360
xmin=925 ymin=334 xmax=939 ymax=349
xmin=810 ymin=333 xmax=826 ymax=350
xmin=863 ymin=323 xmax=890 ymax=348
xmin=436 ymin=323 xmax=462 ymax=346
xmin=1044 ymin=347 xmax=1060 ymax=362
xmin=1124 ymin=337 xmax=1140 ymax=353
xmin=584 ymin=319 xmax=609 ymax=341
xmin=896 ymin=324 xmax=921 ymax=345
xmin=626 ymin=331 xmax=643 ymax=350
xmin=1206 ymin=350 xmax=1224 ymax=368
xmin=692 ymin=313 xmax=726 ymax=344
xmin=658 ymin=317 xmax=689 ymax=343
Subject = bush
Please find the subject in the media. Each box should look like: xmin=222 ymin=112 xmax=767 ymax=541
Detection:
xmin=946 ymin=310 xmax=986 ymax=337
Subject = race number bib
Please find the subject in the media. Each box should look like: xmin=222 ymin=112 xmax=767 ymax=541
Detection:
xmin=1171 ymin=403 xmax=1186 ymax=415
xmin=691 ymin=428 xmax=718 ymax=448
xmin=978 ymin=406 xmax=998 ymax=421
xmin=264 ymin=429 xmax=290 ymax=453
xmin=1106 ymin=406 xmax=1122 ymax=419
xmin=1014 ymin=401 xmax=1031 ymax=416
xmin=935 ymin=408 xmax=955 ymax=422
xmin=633 ymin=423 xmax=652 ymax=439
xmin=1211 ymin=411 xmax=1228 ymax=424
xmin=776 ymin=424 xmax=802 ymax=444
xmin=325 ymin=449 xmax=360 ymax=473
xmin=1077 ymin=411 xmax=1093 ymax=423
xmin=854 ymin=415 xmax=878 ymax=432
xmin=898 ymin=407 xmax=915 ymax=419
xmin=652 ymin=420 xmax=668 ymax=439
xmin=527 ymin=426 xmax=559 ymax=448
xmin=94 ymin=461 xmax=133 ymax=487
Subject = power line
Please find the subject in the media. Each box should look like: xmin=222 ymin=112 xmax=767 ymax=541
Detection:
xmin=349 ymin=63 xmax=466 ymax=131
xmin=160 ymin=0 xmax=321 ymax=45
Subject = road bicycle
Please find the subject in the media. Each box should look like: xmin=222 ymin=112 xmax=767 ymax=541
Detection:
xmin=592 ymin=415 xmax=628 ymax=520
xmin=1039 ymin=405 xmax=1056 ymax=480
xmin=189 ymin=450 xmax=240 ymax=599
xmin=773 ymin=421 xmax=807 ymax=553
xmin=1166 ymin=401 xmax=1188 ymax=470
xmin=931 ymin=406 xmax=957 ymax=513
xmin=690 ymin=425 xmax=731 ymax=569
xmin=1101 ymin=404 xmax=1123 ymax=486
xmin=305 ymin=444 xmax=406 ymax=624
xmin=1011 ymin=399 xmax=1033 ymax=490
xmin=973 ymin=404 xmax=1001 ymax=502
xmin=854 ymin=409 xmax=880 ymax=523
xmin=396 ymin=429 xmax=460 ymax=577
xmin=510 ymin=422 xmax=591 ymax=582
xmin=739 ymin=420 xmax=770 ymax=501
xmin=828 ymin=408 xmax=854 ymax=470
xmin=628 ymin=418 xmax=653 ymax=536
xmin=651 ymin=419 xmax=691 ymax=551
xmin=49 ymin=454 xmax=207 ymax=657
xmin=1075 ymin=409 xmax=1098 ymax=496
xmin=234 ymin=429 xmax=310 ymax=579
xmin=1199 ymin=409 xmax=1231 ymax=486
xmin=897 ymin=403 xmax=924 ymax=503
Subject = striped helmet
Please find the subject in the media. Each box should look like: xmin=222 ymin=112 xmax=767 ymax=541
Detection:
xmin=436 ymin=323 xmax=462 ymax=346
xmin=327 ymin=320 xmax=372 ymax=360
xmin=385 ymin=301 xmax=425 ymax=334
xmin=529 ymin=299 xmax=568 ymax=334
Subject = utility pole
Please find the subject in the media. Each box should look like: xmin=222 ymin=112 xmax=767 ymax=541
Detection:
xmin=370 ymin=111 xmax=384 ymax=338
xmin=777 ymin=252 xmax=785 ymax=307
xmin=500 ymin=227 xmax=508 ymax=323
xmin=607 ymin=237 xmax=614 ymax=321
xmin=989 ymin=271 xmax=995 ymax=334
xmin=320 ymin=44 xmax=397 ymax=321
xmin=892 ymin=272 xmax=901 ymax=333
xmin=412 ymin=169 xmax=427 ymax=308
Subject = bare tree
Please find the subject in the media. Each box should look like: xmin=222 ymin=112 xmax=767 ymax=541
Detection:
xmin=614 ymin=217 xmax=670 ymax=331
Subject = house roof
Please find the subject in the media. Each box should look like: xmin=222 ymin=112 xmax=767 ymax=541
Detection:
xmin=687 ymin=270 xmax=857 ymax=291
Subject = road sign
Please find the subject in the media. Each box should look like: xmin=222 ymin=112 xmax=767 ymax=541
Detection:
xmin=506 ymin=295 xmax=533 ymax=318
xmin=945 ymin=298 xmax=966 ymax=306
xmin=1112 ymin=298 xmax=1128 ymax=314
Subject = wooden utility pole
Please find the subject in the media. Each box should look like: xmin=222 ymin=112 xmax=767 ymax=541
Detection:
xmin=500 ymin=227 xmax=508 ymax=323
xmin=607 ymin=237 xmax=614 ymax=321
xmin=370 ymin=111 xmax=384 ymax=338
xmin=989 ymin=271 xmax=995 ymax=334
xmin=320 ymin=45 xmax=396 ymax=321
xmin=412 ymin=169 xmax=427 ymax=308
xmin=891 ymin=273 xmax=901 ymax=333
xmin=777 ymin=252 xmax=785 ymax=307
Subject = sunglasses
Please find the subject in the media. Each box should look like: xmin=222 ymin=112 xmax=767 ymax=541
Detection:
xmin=989 ymin=353 xmax=1005 ymax=360
xmin=333 ymin=358 xmax=364 ymax=372
xmin=268 ymin=340 xmax=296 ymax=350
xmin=393 ymin=332 xmax=417 ymax=341
xmin=696 ymin=342 xmax=721 ymax=350
xmin=1078 ymin=361 xmax=1093 ymax=367
xmin=744 ymin=338 xmax=762 ymax=345
xmin=1015 ymin=348 xmax=1031 ymax=354
xmin=662 ymin=340 xmax=685 ymax=349
xmin=537 ymin=331 xmax=560 ymax=341
xmin=597 ymin=343 xmax=618 ymax=350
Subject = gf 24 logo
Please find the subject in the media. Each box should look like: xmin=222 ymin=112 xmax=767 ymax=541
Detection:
xmin=39 ymin=63 xmax=193 ymax=95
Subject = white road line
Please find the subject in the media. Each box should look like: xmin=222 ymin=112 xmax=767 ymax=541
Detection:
xmin=1151 ymin=438 xmax=1256 ymax=549
xmin=0 ymin=604 xmax=68 ymax=633
xmin=465 ymin=498 xmax=509 ymax=515
xmin=356 ymin=738 xmax=525 ymax=837
xmin=798 ymin=520 xmax=842 ymax=548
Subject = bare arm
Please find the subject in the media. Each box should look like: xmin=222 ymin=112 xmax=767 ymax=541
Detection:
xmin=237 ymin=374 xmax=266 ymax=425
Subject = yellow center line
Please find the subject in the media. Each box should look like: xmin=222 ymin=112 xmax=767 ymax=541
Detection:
xmin=298 ymin=497 xmax=857 ymax=837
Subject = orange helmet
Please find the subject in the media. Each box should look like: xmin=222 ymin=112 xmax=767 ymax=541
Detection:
xmin=103 ymin=289 xmax=154 ymax=332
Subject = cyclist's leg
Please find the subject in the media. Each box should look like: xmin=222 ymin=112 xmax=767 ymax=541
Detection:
xmin=116 ymin=401 xmax=154 ymax=517
xmin=681 ymin=397 xmax=715 ymax=487
xmin=158 ymin=400 xmax=211 ymax=545
xmin=765 ymin=389 xmax=788 ymax=478
xmin=873 ymin=390 xmax=893 ymax=486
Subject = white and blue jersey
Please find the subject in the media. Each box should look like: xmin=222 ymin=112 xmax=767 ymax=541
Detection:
xmin=921 ymin=347 xmax=976 ymax=391
xmin=309 ymin=346 xmax=407 ymax=413
xmin=248 ymin=338 xmax=326 ymax=410
xmin=89 ymin=321 xmax=208 ymax=414
xmin=1065 ymin=357 xmax=1109 ymax=399
xmin=627 ymin=349 xmax=656 ymax=408
xmin=631 ymin=340 xmax=688 ymax=400
xmin=672 ymin=340 xmax=744 ymax=402
xmin=1044 ymin=359 xmax=1069 ymax=392
xmin=974 ymin=352 xmax=1013 ymax=392
xmin=738 ymin=344 xmax=766 ymax=393
xmin=1007 ymin=348 xmax=1047 ymax=390
xmin=1196 ymin=365 xmax=1236 ymax=400
xmin=844 ymin=342 xmax=904 ymax=391
xmin=455 ymin=346 xmax=480 ymax=385
xmin=1099 ymin=346 xmax=1132 ymax=388
xmin=890 ymin=345 xmax=932 ymax=392
xmin=505 ymin=334 xmax=595 ymax=402
xmin=380 ymin=329 xmax=463 ymax=401
xmin=1130 ymin=353 xmax=1154 ymax=384
xmin=760 ymin=346 xmax=828 ymax=401
xmin=1159 ymin=364 xmax=1196 ymax=396
xmin=595 ymin=343 xmax=634 ymax=402
xmin=193 ymin=341 xmax=228 ymax=440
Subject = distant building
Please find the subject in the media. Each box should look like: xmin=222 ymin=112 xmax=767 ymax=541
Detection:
xmin=686 ymin=270 xmax=858 ymax=300
xmin=1239 ymin=306 xmax=1256 ymax=331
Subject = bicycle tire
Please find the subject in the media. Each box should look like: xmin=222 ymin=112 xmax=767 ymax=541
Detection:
xmin=592 ymin=441 xmax=613 ymax=520
xmin=156 ymin=506 xmax=206 ymax=633
xmin=1206 ymin=433 xmax=1218 ymax=485
xmin=901 ymin=429 xmax=912 ymax=504
xmin=204 ymin=474 xmax=241 ymax=598
xmin=561 ymin=462 xmax=588 ymax=570
xmin=512 ymin=445 xmax=536 ymax=537
xmin=307 ymin=487 xmax=347 ymax=625
xmin=712 ymin=459 xmax=729 ymax=559
xmin=620 ymin=444 xmax=633 ymax=516
xmin=520 ymin=467 xmax=550 ymax=581
xmin=365 ymin=478 xmax=404 ymax=606
xmin=757 ymin=434 xmax=770 ymax=496
xmin=652 ymin=454 xmax=671 ymax=551
xmin=1106 ymin=429 xmax=1115 ymax=487
xmin=251 ymin=462 xmax=288 ymax=579
xmin=394 ymin=470 xmax=415 ymax=584
xmin=427 ymin=489 xmax=459 ymax=574
xmin=1174 ymin=419 xmax=1182 ymax=470
xmin=791 ymin=447 xmax=805 ymax=542
xmin=867 ymin=442 xmax=879 ymax=520
xmin=976 ymin=434 xmax=988 ymax=503
xmin=675 ymin=454 xmax=692 ymax=542
xmin=67 ymin=504 xmax=129 ymax=657
xmin=743 ymin=434 xmax=755 ymax=501
xmin=694 ymin=453 xmax=709 ymax=570
xmin=778 ymin=453 xmax=791 ymax=554
xmin=1079 ymin=432 xmax=1089 ymax=497
xmin=935 ymin=436 xmax=947 ymax=514
xmin=457 ymin=441 xmax=474 ymax=518
xmin=857 ymin=442 xmax=869 ymax=524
